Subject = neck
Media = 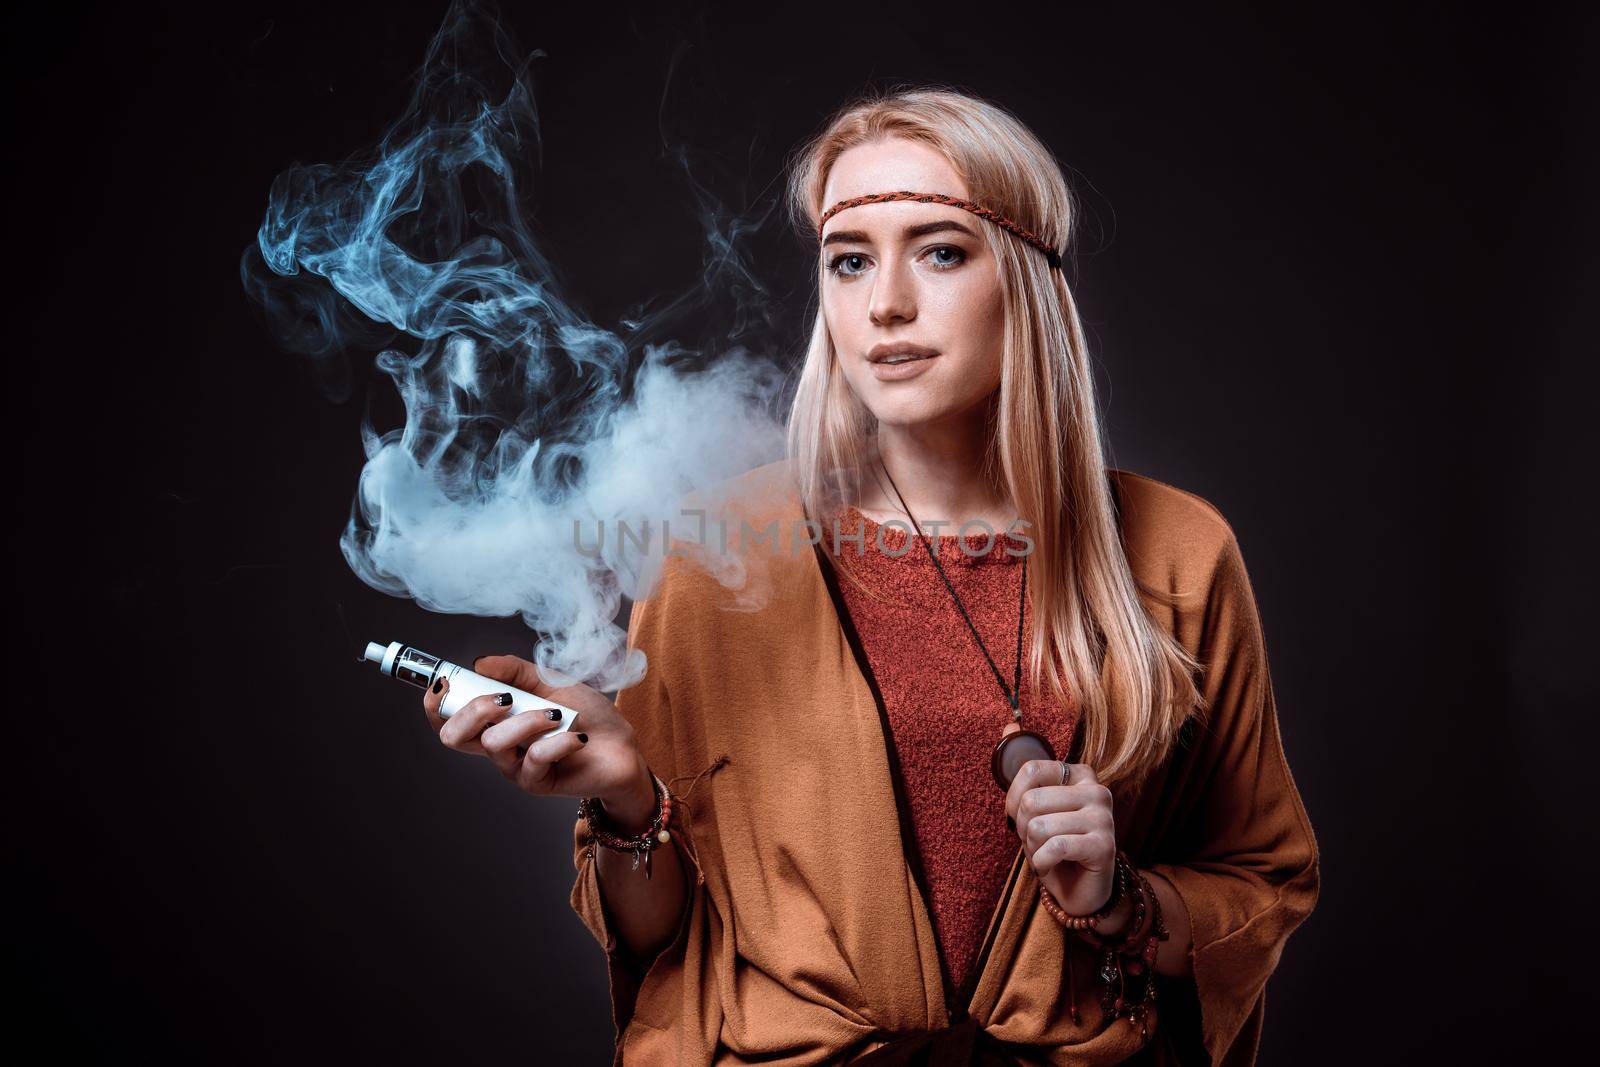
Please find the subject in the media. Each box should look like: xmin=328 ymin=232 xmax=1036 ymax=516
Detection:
xmin=859 ymin=406 xmax=1014 ymax=532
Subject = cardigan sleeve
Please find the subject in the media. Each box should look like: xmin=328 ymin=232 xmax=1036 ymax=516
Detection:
xmin=568 ymin=570 xmax=708 ymax=1049
xmin=1144 ymin=531 xmax=1321 ymax=1066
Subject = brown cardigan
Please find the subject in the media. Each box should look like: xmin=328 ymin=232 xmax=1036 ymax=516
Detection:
xmin=569 ymin=460 xmax=1320 ymax=1065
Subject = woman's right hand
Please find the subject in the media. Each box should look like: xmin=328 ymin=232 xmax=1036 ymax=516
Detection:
xmin=421 ymin=654 xmax=656 ymax=828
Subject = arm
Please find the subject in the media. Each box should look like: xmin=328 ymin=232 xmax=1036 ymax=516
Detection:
xmin=1143 ymin=532 xmax=1321 ymax=1061
xmin=592 ymin=755 xmax=691 ymax=964
xmin=568 ymin=567 xmax=707 ymax=1036
xmin=1068 ymin=867 xmax=1194 ymax=978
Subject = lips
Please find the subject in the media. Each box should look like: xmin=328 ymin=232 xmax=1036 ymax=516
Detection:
xmin=868 ymin=347 xmax=940 ymax=381
xmin=868 ymin=342 xmax=939 ymax=365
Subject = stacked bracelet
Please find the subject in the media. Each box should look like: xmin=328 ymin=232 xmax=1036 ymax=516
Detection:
xmin=577 ymin=772 xmax=673 ymax=881
xmin=1040 ymin=850 xmax=1171 ymax=1041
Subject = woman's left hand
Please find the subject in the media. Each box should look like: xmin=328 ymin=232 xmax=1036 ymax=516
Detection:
xmin=1005 ymin=757 xmax=1118 ymax=916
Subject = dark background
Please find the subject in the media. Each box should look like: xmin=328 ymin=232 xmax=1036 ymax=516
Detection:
xmin=11 ymin=1 xmax=1597 ymax=1063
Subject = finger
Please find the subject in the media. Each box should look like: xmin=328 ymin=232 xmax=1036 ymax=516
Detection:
xmin=481 ymin=709 xmax=567 ymax=777
xmin=472 ymin=654 xmax=554 ymax=697
xmin=1021 ymin=807 xmax=1113 ymax=853
xmin=1065 ymin=762 xmax=1099 ymax=787
xmin=438 ymin=692 xmax=515 ymax=752
xmin=480 ymin=707 xmax=566 ymax=752
xmin=1005 ymin=759 xmax=1060 ymax=820
xmin=1006 ymin=760 xmax=1092 ymax=821
xmin=485 ymin=743 xmax=519 ymax=779
xmin=514 ymin=730 xmax=590 ymax=794
xmin=422 ymin=676 xmax=450 ymax=733
xmin=1030 ymin=830 xmax=1115 ymax=877
xmin=1015 ymin=788 xmax=1087 ymax=843
xmin=1015 ymin=778 xmax=1115 ymax=828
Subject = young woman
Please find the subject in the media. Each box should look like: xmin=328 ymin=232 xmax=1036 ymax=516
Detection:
xmin=420 ymin=89 xmax=1319 ymax=1065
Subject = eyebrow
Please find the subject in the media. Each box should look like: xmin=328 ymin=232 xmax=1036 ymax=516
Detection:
xmin=821 ymin=219 xmax=980 ymax=247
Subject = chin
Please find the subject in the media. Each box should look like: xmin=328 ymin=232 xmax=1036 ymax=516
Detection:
xmin=864 ymin=393 xmax=957 ymax=428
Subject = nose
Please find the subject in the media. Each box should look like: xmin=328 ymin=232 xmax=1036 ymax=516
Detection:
xmin=868 ymin=257 xmax=917 ymax=327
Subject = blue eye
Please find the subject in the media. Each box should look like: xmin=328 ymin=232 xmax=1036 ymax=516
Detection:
xmin=827 ymin=253 xmax=870 ymax=277
xmin=825 ymin=246 xmax=968 ymax=277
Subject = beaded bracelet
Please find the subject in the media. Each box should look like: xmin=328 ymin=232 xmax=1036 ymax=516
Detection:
xmin=1126 ymin=869 xmax=1168 ymax=969
xmin=1137 ymin=879 xmax=1168 ymax=971
xmin=577 ymin=771 xmax=673 ymax=880
xmin=1076 ymin=854 xmax=1146 ymax=951
xmin=1088 ymin=864 xmax=1168 ymax=959
xmin=1038 ymin=852 xmax=1131 ymax=930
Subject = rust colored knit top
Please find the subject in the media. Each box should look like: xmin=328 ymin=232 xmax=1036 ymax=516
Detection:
xmin=824 ymin=504 xmax=1079 ymax=999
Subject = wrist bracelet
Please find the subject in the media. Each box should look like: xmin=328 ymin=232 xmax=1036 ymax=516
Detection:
xmin=1084 ymin=859 xmax=1171 ymax=1041
xmin=578 ymin=772 xmax=673 ymax=880
xmin=1039 ymin=851 xmax=1131 ymax=930
xmin=1119 ymin=867 xmax=1168 ymax=966
xmin=1037 ymin=850 xmax=1172 ymax=1041
xmin=1078 ymin=853 xmax=1146 ymax=951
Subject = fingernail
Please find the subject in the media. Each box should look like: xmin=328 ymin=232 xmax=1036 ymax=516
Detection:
xmin=1006 ymin=816 xmax=1016 ymax=833
xmin=576 ymin=733 xmax=588 ymax=744
xmin=494 ymin=693 xmax=512 ymax=707
xmin=431 ymin=678 xmax=443 ymax=694
xmin=546 ymin=708 xmax=562 ymax=721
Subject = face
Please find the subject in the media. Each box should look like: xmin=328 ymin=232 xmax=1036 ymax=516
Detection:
xmin=819 ymin=137 xmax=1007 ymax=431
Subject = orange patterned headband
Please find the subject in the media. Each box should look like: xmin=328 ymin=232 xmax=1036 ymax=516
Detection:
xmin=817 ymin=190 xmax=1062 ymax=270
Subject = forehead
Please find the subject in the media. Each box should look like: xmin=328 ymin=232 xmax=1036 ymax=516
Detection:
xmin=820 ymin=138 xmax=970 ymax=234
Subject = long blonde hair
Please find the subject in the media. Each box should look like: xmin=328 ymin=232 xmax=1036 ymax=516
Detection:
xmin=783 ymin=87 xmax=1202 ymax=789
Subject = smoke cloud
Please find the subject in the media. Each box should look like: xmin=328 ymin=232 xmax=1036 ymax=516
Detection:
xmin=242 ymin=0 xmax=792 ymax=690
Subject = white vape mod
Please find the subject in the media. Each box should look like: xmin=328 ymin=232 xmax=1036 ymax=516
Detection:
xmin=361 ymin=640 xmax=580 ymax=733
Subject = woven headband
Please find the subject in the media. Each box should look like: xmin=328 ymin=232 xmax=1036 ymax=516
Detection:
xmin=817 ymin=190 xmax=1062 ymax=270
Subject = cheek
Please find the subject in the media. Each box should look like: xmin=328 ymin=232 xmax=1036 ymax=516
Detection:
xmin=821 ymin=297 xmax=864 ymax=389
xmin=936 ymin=274 xmax=1006 ymax=373
xmin=820 ymin=283 xmax=857 ymax=342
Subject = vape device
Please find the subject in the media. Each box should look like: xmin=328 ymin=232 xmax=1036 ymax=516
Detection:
xmin=361 ymin=640 xmax=580 ymax=732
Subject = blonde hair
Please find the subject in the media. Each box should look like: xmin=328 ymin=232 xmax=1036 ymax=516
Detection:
xmin=783 ymin=87 xmax=1202 ymax=789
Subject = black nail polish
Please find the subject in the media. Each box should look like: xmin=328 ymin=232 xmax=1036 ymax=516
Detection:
xmin=431 ymin=678 xmax=443 ymax=694
xmin=494 ymin=693 xmax=512 ymax=707
xmin=546 ymin=708 xmax=562 ymax=721
xmin=576 ymin=733 xmax=588 ymax=744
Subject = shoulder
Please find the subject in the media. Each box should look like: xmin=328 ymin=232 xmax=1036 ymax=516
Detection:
xmin=1107 ymin=468 xmax=1243 ymax=600
xmin=670 ymin=458 xmax=808 ymax=561
xmin=679 ymin=458 xmax=801 ymax=527
xmin=635 ymin=458 xmax=808 ymax=611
